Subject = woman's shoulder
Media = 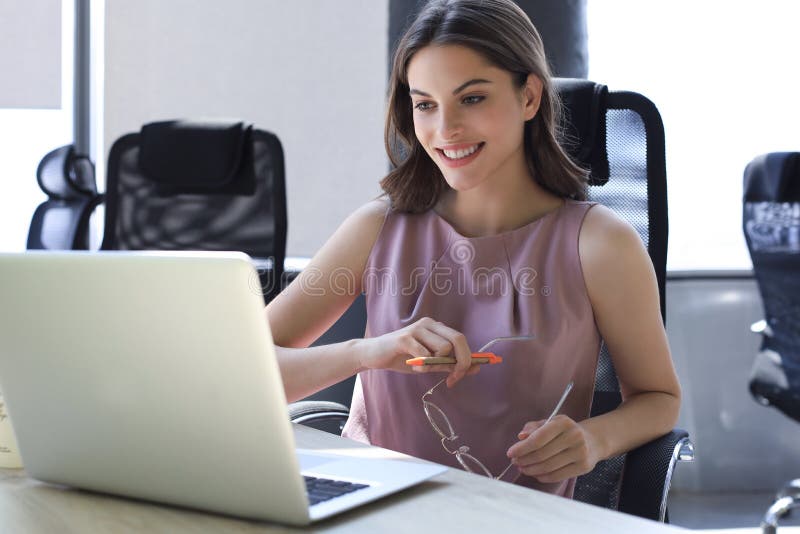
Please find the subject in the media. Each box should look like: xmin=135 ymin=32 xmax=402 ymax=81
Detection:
xmin=350 ymin=197 xmax=391 ymax=223
xmin=348 ymin=197 xmax=440 ymax=236
xmin=338 ymin=197 xmax=392 ymax=240
xmin=578 ymin=202 xmax=653 ymax=284
xmin=305 ymin=198 xmax=391 ymax=272
xmin=579 ymin=202 xmax=641 ymax=247
xmin=363 ymin=196 xmax=392 ymax=214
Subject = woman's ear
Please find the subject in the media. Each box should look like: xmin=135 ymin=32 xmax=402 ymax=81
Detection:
xmin=522 ymin=74 xmax=544 ymax=121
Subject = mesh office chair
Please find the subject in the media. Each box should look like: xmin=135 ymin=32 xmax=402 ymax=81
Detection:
xmin=27 ymin=145 xmax=103 ymax=250
xmin=558 ymin=80 xmax=695 ymax=521
xmin=288 ymin=79 xmax=693 ymax=521
xmin=101 ymin=119 xmax=288 ymax=303
xmin=742 ymin=152 xmax=800 ymax=534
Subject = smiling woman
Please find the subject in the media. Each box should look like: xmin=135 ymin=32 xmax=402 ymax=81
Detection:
xmin=382 ymin=1 xmax=587 ymax=215
xmin=267 ymin=0 xmax=681 ymax=500
xmin=407 ymin=45 xmax=541 ymax=206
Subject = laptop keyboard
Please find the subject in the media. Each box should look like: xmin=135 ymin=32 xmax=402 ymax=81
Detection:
xmin=304 ymin=475 xmax=370 ymax=506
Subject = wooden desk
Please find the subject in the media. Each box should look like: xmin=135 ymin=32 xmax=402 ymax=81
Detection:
xmin=0 ymin=424 xmax=686 ymax=533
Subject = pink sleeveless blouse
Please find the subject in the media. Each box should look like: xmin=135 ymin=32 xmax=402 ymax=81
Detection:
xmin=342 ymin=199 xmax=601 ymax=497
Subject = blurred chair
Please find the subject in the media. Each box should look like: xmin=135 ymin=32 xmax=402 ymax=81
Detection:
xmin=287 ymin=79 xmax=693 ymax=522
xmin=101 ymin=119 xmax=287 ymax=303
xmin=27 ymin=144 xmax=103 ymax=250
xmin=742 ymin=152 xmax=800 ymax=534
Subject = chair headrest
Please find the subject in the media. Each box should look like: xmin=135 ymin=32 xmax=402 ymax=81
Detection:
xmin=744 ymin=152 xmax=800 ymax=202
xmin=36 ymin=144 xmax=97 ymax=200
xmin=138 ymin=120 xmax=254 ymax=193
xmin=554 ymin=78 xmax=609 ymax=186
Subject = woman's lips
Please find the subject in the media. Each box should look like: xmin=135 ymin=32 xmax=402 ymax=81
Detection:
xmin=436 ymin=142 xmax=485 ymax=168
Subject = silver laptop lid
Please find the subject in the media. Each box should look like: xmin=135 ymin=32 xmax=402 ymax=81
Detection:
xmin=0 ymin=251 xmax=310 ymax=524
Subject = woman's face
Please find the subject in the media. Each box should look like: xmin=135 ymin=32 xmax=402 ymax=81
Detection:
xmin=407 ymin=44 xmax=541 ymax=193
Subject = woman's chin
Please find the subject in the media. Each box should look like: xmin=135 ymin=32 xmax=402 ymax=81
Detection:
xmin=441 ymin=177 xmax=483 ymax=193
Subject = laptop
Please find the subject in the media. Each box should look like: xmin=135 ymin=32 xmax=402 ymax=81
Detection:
xmin=0 ymin=251 xmax=446 ymax=525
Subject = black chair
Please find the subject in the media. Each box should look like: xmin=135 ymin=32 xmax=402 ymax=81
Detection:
xmin=287 ymin=79 xmax=693 ymax=521
xmin=742 ymin=152 xmax=800 ymax=534
xmin=559 ymin=79 xmax=694 ymax=521
xmin=27 ymin=144 xmax=103 ymax=250
xmin=101 ymin=119 xmax=287 ymax=303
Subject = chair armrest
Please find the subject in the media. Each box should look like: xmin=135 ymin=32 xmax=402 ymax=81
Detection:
xmin=618 ymin=428 xmax=693 ymax=522
xmin=288 ymin=401 xmax=350 ymax=435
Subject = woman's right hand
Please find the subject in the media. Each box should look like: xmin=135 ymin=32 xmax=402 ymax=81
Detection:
xmin=357 ymin=317 xmax=478 ymax=387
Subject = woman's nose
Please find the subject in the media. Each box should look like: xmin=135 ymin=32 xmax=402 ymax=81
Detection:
xmin=437 ymin=107 xmax=464 ymax=140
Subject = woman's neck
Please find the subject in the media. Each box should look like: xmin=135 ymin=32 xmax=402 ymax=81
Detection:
xmin=435 ymin=177 xmax=564 ymax=238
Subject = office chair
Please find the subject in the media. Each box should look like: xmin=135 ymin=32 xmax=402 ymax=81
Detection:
xmin=101 ymin=119 xmax=288 ymax=303
xmin=742 ymin=152 xmax=800 ymax=534
xmin=287 ymin=79 xmax=693 ymax=521
xmin=27 ymin=144 xmax=103 ymax=250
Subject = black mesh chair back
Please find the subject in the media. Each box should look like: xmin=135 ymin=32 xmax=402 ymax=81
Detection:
xmin=27 ymin=144 xmax=103 ymax=250
xmin=556 ymin=79 xmax=685 ymax=521
xmin=101 ymin=120 xmax=287 ymax=302
xmin=743 ymin=152 xmax=800 ymax=421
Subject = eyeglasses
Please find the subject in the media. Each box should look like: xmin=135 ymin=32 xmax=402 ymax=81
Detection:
xmin=421 ymin=335 xmax=573 ymax=482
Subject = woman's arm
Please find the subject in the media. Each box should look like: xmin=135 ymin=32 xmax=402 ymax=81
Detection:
xmin=507 ymin=204 xmax=681 ymax=482
xmin=266 ymin=199 xmax=389 ymax=402
xmin=577 ymin=204 xmax=681 ymax=456
xmin=266 ymin=199 xmax=478 ymax=402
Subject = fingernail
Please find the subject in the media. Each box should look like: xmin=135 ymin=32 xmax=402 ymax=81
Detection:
xmin=518 ymin=432 xmax=528 ymax=439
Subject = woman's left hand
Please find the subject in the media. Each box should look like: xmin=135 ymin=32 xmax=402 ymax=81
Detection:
xmin=505 ymin=415 xmax=601 ymax=483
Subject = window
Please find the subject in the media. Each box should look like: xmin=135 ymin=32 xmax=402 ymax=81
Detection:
xmin=588 ymin=0 xmax=800 ymax=271
xmin=0 ymin=0 xmax=74 ymax=252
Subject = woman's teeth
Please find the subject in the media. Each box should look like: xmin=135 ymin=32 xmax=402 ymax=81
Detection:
xmin=443 ymin=144 xmax=481 ymax=159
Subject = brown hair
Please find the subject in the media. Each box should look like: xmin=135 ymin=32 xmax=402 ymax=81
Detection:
xmin=381 ymin=0 xmax=588 ymax=212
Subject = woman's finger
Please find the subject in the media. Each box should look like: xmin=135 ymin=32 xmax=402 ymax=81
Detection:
xmin=518 ymin=447 xmax=577 ymax=477
xmin=507 ymin=416 xmax=572 ymax=459
xmin=529 ymin=460 xmax=585 ymax=484
xmin=411 ymin=325 xmax=455 ymax=357
xmin=400 ymin=334 xmax=432 ymax=359
xmin=515 ymin=432 xmax=581 ymax=469
xmin=425 ymin=321 xmax=472 ymax=386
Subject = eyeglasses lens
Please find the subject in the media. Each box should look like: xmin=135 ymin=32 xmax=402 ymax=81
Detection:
xmin=423 ymin=400 xmax=455 ymax=439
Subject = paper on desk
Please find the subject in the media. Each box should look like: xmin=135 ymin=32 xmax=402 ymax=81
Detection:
xmin=0 ymin=390 xmax=22 ymax=469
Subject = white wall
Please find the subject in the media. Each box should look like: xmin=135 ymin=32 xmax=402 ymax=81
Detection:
xmin=103 ymin=0 xmax=387 ymax=257
xmin=0 ymin=0 xmax=62 ymax=108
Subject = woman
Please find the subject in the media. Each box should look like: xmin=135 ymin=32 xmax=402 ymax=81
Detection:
xmin=266 ymin=0 xmax=680 ymax=498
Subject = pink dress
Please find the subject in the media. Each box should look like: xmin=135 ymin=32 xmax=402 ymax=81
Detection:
xmin=342 ymin=199 xmax=601 ymax=497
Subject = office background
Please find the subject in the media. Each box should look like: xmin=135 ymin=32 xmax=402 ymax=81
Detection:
xmin=3 ymin=0 xmax=800 ymax=505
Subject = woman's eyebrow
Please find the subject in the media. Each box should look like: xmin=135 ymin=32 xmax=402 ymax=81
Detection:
xmin=409 ymin=78 xmax=492 ymax=97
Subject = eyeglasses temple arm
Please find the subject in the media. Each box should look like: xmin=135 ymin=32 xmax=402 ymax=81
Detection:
xmin=478 ymin=334 xmax=535 ymax=352
xmin=544 ymin=381 xmax=574 ymax=424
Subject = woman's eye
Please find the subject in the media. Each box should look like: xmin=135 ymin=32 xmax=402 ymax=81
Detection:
xmin=414 ymin=102 xmax=434 ymax=112
xmin=463 ymin=95 xmax=485 ymax=105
